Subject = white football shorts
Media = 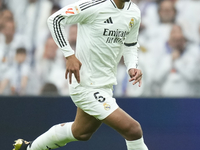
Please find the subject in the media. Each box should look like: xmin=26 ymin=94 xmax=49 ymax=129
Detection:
xmin=70 ymin=85 xmax=119 ymax=120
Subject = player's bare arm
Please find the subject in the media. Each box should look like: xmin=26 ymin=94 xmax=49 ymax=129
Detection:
xmin=65 ymin=54 xmax=82 ymax=84
xmin=128 ymin=68 xmax=142 ymax=87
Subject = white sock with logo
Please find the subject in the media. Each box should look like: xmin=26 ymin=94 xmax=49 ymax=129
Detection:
xmin=126 ymin=137 xmax=148 ymax=150
xmin=27 ymin=122 xmax=77 ymax=150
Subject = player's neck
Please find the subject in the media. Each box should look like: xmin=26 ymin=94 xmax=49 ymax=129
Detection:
xmin=113 ymin=0 xmax=125 ymax=9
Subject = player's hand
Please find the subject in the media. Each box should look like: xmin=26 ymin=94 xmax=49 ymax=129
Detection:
xmin=172 ymin=49 xmax=181 ymax=61
xmin=65 ymin=54 xmax=82 ymax=84
xmin=128 ymin=68 xmax=143 ymax=87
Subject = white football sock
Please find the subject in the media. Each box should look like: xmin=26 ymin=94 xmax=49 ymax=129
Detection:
xmin=126 ymin=137 xmax=148 ymax=150
xmin=27 ymin=122 xmax=77 ymax=150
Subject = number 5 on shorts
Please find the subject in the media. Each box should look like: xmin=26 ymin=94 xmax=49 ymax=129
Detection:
xmin=94 ymin=92 xmax=106 ymax=103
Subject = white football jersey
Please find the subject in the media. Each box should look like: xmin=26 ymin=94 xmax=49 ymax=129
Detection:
xmin=47 ymin=0 xmax=141 ymax=89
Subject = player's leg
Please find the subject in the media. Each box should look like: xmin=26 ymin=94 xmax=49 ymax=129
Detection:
xmin=14 ymin=121 xmax=77 ymax=150
xmin=13 ymin=108 xmax=102 ymax=150
xmin=102 ymin=108 xmax=148 ymax=150
xmin=72 ymin=107 xmax=102 ymax=141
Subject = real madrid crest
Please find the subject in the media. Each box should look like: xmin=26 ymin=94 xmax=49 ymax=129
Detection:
xmin=129 ymin=18 xmax=134 ymax=28
xmin=103 ymin=103 xmax=111 ymax=111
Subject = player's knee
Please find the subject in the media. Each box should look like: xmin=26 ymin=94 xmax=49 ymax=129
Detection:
xmin=74 ymin=132 xmax=93 ymax=141
xmin=123 ymin=121 xmax=143 ymax=140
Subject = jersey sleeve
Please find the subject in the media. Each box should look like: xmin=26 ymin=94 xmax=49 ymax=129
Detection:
xmin=47 ymin=0 xmax=98 ymax=57
xmin=124 ymin=11 xmax=141 ymax=44
xmin=123 ymin=12 xmax=141 ymax=71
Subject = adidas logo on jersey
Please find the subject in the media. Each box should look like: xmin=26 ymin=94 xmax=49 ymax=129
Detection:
xmin=104 ymin=17 xmax=113 ymax=24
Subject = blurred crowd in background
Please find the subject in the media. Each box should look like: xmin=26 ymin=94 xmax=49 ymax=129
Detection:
xmin=0 ymin=0 xmax=199 ymax=97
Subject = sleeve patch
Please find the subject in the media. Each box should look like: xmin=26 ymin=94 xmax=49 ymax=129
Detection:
xmin=75 ymin=6 xmax=80 ymax=13
xmin=65 ymin=8 xmax=75 ymax=14
xmin=65 ymin=6 xmax=81 ymax=15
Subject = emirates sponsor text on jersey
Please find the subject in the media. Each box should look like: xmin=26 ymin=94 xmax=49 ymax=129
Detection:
xmin=103 ymin=28 xmax=129 ymax=44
